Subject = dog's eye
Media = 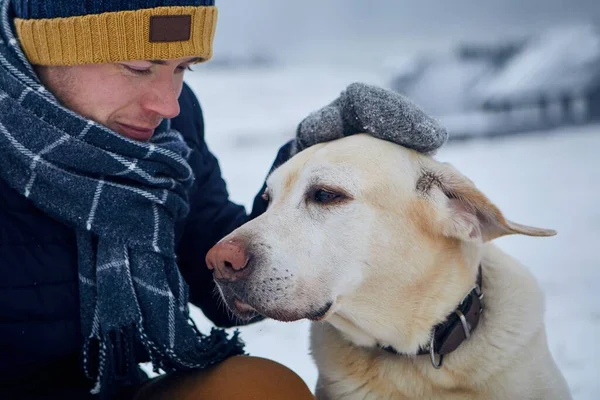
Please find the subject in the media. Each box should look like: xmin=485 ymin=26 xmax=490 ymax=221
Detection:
xmin=313 ymin=189 xmax=342 ymax=203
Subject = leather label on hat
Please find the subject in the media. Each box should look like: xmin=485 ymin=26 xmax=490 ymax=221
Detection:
xmin=149 ymin=15 xmax=192 ymax=43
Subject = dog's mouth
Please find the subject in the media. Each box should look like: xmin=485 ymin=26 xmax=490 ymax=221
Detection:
xmin=216 ymin=279 xmax=336 ymax=322
xmin=307 ymin=301 xmax=334 ymax=321
xmin=228 ymin=295 xmax=335 ymax=323
xmin=231 ymin=298 xmax=260 ymax=320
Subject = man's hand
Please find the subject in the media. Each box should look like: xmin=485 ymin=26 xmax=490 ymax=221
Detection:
xmin=294 ymin=82 xmax=448 ymax=155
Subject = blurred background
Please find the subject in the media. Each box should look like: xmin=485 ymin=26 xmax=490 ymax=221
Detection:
xmin=179 ymin=1 xmax=599 ymax=398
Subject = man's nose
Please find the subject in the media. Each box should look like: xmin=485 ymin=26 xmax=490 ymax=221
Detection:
xmin=142 ymin=81 xmax=181 ymax=120
xmin=206 ymin=239 xmax=252 ymax=282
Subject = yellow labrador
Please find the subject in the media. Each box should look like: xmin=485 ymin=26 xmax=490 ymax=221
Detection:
xmin=206 ymin=134 xmax=572 ymax=400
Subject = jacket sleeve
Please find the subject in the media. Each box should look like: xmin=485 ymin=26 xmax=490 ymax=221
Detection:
xmin=172 ymin=84 xmax=292 ymax=328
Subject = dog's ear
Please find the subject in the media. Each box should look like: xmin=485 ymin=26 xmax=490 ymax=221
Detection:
xmin=418 ymin=164 xmax=556 ymax=242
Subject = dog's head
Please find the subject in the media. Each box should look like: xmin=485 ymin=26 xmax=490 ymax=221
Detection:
xmin=206 ymin=134 xmax=555 ymax=346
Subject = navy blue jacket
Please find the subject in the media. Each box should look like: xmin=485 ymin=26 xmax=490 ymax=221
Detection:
xmin=0 ymin=83 xmax=290 ymax=398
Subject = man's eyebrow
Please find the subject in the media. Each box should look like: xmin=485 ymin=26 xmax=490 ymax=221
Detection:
xmin=148 ymin=57 xmax=202 ymax=65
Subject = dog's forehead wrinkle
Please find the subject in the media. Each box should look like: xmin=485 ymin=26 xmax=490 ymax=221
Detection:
xmin=304 ymin=164 xmax=358 ymax=186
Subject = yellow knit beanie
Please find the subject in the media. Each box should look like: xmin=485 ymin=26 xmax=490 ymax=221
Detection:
xmin=10 ymin=0 xmax=218 ymax=66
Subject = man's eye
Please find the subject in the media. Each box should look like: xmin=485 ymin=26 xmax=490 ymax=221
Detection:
xmin=175 ymin=65 xmax=193 ymax=74
xmin=123 ymin=65 xmax=152 ymax=75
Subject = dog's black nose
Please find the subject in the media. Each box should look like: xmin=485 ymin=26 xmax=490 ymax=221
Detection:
xmin=206 ymin=238 xmax=251 ymax=281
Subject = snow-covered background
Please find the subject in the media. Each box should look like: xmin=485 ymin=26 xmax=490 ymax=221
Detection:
xmin=171 ymin=65 xmax=600 ymax=399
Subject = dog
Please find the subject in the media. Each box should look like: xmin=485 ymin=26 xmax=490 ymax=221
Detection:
xmin=206 ymin=134 xmax=572 ymax=399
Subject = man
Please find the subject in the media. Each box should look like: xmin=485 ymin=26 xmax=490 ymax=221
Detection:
xmin=0 ymin=0 xmax=447 ymax=399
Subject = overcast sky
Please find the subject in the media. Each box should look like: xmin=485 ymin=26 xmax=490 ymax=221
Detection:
xmin=210 ymin=0 xmax=600 ymax=63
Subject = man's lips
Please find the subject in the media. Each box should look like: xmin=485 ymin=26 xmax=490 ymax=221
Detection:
xmin=115 ymin=122 xmax=156 ymax=141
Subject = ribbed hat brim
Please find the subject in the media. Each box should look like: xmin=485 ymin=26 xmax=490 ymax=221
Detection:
xmin=14 ymin=6 xmax=217 ymax=66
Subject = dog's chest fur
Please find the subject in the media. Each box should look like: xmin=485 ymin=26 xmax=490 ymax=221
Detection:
xmin=311 ymin=322 xmax=482 ymax=400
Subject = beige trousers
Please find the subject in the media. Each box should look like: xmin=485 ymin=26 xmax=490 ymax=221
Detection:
xmin=133 ymin=356 xmax=315 ymax=400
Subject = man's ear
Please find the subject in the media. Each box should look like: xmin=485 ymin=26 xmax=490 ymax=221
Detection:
xmin=418 ymin=164 xmax=557 ymax=243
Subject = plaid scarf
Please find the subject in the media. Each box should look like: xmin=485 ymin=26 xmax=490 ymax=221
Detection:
xmin=0 ymin=0 xmax=244 ymax=397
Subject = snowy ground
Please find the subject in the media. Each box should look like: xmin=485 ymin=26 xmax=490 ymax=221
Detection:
xmin=176 ymin=65 xmax=599 ymax=399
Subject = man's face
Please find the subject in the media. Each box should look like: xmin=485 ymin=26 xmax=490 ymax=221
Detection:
xmin=35 ymin=57 xmax=199 ymax=141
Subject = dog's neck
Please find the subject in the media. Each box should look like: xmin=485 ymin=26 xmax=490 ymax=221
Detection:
xmin=315 ymin=244 xmax=555 ymax=399
xmin=379 ymin=266 xmax=483 ymax=368
xmin=323 ymin=244 xmax=548 ymax=383
xmin=326 ymin=261 xmax=484 ymax=363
